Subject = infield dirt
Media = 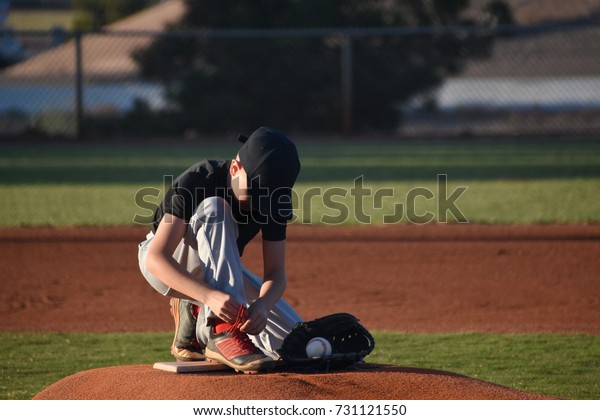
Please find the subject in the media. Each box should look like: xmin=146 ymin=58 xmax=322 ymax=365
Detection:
xmin=2 ymin=224 xmax=599 ymax=399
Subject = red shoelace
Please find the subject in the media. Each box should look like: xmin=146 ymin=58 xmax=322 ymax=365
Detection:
xmin=225 ymin=306 xmax=256 ymax=353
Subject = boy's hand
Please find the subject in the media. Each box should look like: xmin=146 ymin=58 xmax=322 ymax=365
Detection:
xmin=205 ymin=290 xmax=241 ymax=324
xmin=240 ymin=299 xmax=269 ymax=335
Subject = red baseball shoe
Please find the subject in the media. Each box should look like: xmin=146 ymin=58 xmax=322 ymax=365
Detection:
xmin=170 ymin=298 xmax=205 ymax=362
xmin=204 ymin=306 xmax=274 ymax=373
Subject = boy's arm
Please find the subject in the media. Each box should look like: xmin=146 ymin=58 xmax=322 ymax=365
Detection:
xmin=147 ymin=213 xmax=241 ymax=324
xmin=241 ymin=239 xmax=287 ymax=335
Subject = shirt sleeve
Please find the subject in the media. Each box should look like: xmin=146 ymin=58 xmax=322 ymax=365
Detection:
xmin=163 ymin=172 xmax=209 ymax=222
xmin=261 ymin=219 xmax=288 ymax=241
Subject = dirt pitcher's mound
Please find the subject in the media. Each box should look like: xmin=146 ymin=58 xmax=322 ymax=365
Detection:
xmin=33 ymin=364 xmax=552 ymax=400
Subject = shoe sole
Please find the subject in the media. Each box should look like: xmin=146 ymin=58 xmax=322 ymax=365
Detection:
xmin=204 ymin=349 xmax=275 ymax=374
xmin=170 ymin=344 xmax=205 ymax=362
xmin=204 ymin=357 xmax=257 ymax=374
xmin=170 ymin=298 xmax=204 ymax=362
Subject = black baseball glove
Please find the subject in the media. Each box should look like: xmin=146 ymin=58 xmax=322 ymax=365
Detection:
xmin=278 ymin=313 xmax=375 ymax=371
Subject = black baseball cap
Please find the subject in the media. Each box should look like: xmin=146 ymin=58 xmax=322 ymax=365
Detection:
xmin=237 ymin=127 xmax=301 ymax=222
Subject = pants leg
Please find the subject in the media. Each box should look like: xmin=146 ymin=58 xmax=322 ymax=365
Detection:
xmin=189 ymin=196 xmax=247 ymax=308
xmin=137 ymin=197 xmax=242 ymax=301
xmin=138 ymin=196 xmax=302 ymax=359
xmin=192 ymin=197 xmax=303 ymax=358
xmin=242 ymin=266 xmax=303 ymax=357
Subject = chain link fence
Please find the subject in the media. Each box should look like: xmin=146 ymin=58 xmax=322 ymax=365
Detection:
xmin=1 ymin=20 xmax=599 ymax=139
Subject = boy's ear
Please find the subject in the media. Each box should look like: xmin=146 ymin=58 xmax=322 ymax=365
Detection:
xmin=230 ymin=159 xmax=241 ymax=176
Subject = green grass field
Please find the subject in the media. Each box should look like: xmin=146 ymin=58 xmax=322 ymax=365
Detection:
xmin=0 ymin=138 xmax=599 ymax=226
xmin=1 ymin=137 xmax=599 ymax=400
xmin=1 ymin=332 xmax=598 ymax=400
xmin=7 ymin=10 xmax=75 ymax=30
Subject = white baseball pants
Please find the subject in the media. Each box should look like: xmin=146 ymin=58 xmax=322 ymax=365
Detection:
xmin=138 ymin=196 xmax=302 ymax=359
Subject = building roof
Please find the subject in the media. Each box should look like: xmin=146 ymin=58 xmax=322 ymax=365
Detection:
xmin=0 ymin=0 xmax=185 ymax=82
xmin=466 ymin=0 xmax=600 ymax=25
xmin=460 ymin=21 xmax=600 ymax=78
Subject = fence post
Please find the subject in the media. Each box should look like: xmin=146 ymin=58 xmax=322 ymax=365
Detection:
xmin=340 ymin=34 xmax=353 ymax=135
xmin=74 ymin=30 xmax=84 ymax=140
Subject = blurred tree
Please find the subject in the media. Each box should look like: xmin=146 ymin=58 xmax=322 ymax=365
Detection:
xmin=134 ymin=0 xmax=509 ymax=133
xmin=482 ymin=0 xmax=514 ymax=27
xmin=73 ymin=0 xmax=153 ymax=30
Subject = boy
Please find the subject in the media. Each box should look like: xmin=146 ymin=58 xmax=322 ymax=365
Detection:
xmin=138 ymin=127 xmax=302 ymax=372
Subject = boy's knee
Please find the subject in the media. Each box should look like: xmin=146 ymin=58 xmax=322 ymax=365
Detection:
xmin=196 ymin=196 xmax=231 ymax=224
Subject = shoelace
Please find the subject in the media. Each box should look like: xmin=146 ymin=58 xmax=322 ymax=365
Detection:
xmin=226 ymin=306 xmax=256 ymax=353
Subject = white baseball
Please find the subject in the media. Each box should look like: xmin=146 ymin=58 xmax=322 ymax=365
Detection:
xmin=306 ymin=337 xmax=332 ymax=358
